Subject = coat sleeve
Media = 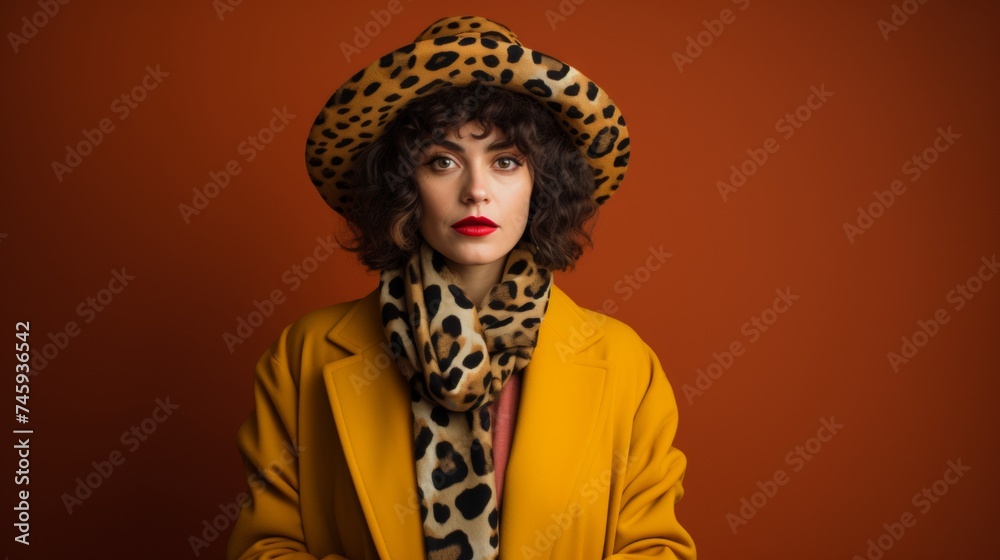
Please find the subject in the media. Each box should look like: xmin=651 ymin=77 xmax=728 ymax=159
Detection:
xmin=226 ymin=330 xmax=349 ymax=560
xmin=607 ymin=340 xmax=697 ymax=559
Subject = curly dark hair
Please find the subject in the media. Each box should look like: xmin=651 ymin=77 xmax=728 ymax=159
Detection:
xmin=338 ymin=80 xmax=599 ymax=272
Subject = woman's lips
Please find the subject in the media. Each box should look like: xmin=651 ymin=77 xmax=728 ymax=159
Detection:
xmin=452 ymin=216 xmax=498 ymax=227
xmin=451 ymin=216 xmax=498 ymax=236
xmin=452 ymin=225 xmax=497 ymax=237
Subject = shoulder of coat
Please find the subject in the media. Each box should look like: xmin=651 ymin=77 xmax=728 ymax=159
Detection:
xmin=283 ymin=288 xmax=377 ymax=357
xmin=550 ymin=284 xmax=647 ymax=356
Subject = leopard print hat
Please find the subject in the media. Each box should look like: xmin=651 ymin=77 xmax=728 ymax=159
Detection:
xmin=305 ymin=15 xmax=631 ymax=217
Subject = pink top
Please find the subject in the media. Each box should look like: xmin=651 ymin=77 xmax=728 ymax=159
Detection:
xmin=488 ymin=370 xmax=522 ymax=506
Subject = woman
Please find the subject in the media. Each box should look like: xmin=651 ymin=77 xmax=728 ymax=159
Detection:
xmin=227 ymin=15 xmax=696 ymax=560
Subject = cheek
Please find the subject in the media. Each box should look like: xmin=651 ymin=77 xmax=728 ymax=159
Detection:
xmin=418 ymin=191 xmax=442 ymax=221
xmin=413 ymin=179 xmax=433 ymax=214
xmin=516 ymin=181 xmax=534 ymax=219
xmin=415 ymin=188 xmax=449 ymax=232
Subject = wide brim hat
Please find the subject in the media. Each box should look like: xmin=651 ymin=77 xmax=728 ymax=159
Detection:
xmin=306 ymin=15 xmax=630 ymax=217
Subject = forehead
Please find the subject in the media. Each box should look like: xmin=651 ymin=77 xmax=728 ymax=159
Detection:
xmin=423 ymin=120 xmax=515 ymax=152
xmin=440 ymin=120 xmax=504 ymax=140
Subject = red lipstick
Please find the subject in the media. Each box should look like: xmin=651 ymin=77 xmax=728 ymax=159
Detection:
xmin=451 ymin=216 xmax=498 ymax=237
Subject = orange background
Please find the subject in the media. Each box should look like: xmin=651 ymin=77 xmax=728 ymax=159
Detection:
xmin=3 ymin=0 xmax=998 ymax=558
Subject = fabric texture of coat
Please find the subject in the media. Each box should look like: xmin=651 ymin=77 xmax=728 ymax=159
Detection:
xmin=226 ymin=283 xmax=697 ymax=560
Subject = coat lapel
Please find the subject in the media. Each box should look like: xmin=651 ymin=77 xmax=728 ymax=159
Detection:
xmin=499 ymin=284 xmax=611 ymax=557
xmin=322 ymin=288 xmax=425 ymax=558
xmin=322 ymin=283 xmax=610 ymax=558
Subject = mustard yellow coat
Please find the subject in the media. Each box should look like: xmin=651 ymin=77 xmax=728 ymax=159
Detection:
xmin=226 ymin=284 xmax=696 ymax=559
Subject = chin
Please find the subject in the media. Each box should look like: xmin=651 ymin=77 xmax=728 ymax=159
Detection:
xmin=441 ymin=241 xmax=515 ymax=267
xmin=446 ymin=249 xmax=508 ymax=267
xmin=422 ymin=228 xmax=521 ymax=269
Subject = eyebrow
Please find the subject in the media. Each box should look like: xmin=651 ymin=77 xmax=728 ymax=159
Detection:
xmin=430 ymin=138 xmax=516 ymax=153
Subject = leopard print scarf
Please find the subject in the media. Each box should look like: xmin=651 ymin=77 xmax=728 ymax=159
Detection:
xmin=378 ymin=238 xmax=552 ymax=559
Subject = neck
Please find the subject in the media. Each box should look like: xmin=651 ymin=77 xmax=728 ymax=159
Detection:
xmin=448 ymin=259 xmax=506 ymax=308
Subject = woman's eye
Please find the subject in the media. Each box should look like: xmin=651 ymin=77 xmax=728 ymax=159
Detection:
xmin=429 ymin=156 xmax=454 ymax=169
xmin=497 ymin=157 xmax=523 ymax=170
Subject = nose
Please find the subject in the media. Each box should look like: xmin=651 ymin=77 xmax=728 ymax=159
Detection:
xmin=460 ymin=164 xmax=490 ymax=205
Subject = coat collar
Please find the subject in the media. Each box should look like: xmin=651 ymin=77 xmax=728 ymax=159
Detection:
xmin=322 ymin=281 xmax=610 ymax=558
